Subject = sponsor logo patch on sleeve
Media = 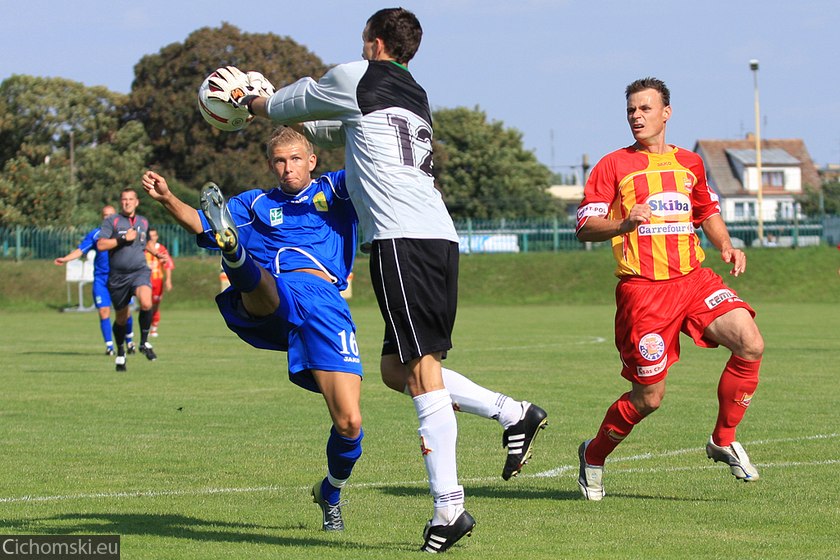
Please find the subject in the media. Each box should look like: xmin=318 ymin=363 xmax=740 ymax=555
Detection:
xmin=577 ymin=203 xmax=609 ymax=222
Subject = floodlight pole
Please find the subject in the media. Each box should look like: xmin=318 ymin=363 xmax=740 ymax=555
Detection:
xmin=750 ymin=59 xmax=763 ymax=246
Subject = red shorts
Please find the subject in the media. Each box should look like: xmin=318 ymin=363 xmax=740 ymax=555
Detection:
xmin=614 ymin=267 xmax=755 ymax=385
xmin=151 ymin=278 xmax=164 ymax=303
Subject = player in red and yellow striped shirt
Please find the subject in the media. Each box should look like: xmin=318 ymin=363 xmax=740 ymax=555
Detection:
xmin=144 ymin=228 xmax=174 ymax=337
xmin=575 ymin=77 xmax=765 ymax=500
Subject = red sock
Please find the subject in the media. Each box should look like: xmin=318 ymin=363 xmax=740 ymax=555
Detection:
xmin=585 ymin=392 xmax=643 ymax=466
xmin=712 ymin=355 xmax=761 ymax=447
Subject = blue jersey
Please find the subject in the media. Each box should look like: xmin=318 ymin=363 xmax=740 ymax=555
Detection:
xmin=78 ymin=227 xmax=109 ymax=278
xmin=198 ymin=170 xmax=358 ymax=291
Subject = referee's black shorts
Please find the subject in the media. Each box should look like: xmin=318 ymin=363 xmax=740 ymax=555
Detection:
xmin=369 ymin=238 xmax=459 ymax=364
xmin=108 ymin=268 xmax=152 ymax=310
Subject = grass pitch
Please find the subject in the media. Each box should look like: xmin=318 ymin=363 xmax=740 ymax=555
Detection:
xmin=0 ymin=302 xmax=838 ymax=559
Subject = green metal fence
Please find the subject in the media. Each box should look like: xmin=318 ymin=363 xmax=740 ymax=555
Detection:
xmin=0 ymin=217 xmax=830 ymax=261
xmin=0 ymin=224 xmax=214 ymax=261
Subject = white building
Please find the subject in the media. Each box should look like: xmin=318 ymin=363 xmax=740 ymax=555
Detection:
xmin=693 ymin=137 xmax=821 ymax=223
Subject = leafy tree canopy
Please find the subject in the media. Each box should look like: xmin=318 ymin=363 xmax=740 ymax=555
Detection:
xmin=798 ymin=181 xmax=840 ymax=217
xmin=1 ymin=27 xmax=569 ymax=228
xmin=433 ymin=106 xmax=557 ymax=220
xmin=127 ymin=22 xmax=344 ymax=194
xmin=0 ymin=76 xmax=152 ymax=227
xmin=0 ymin=75 xmax=125 ymax=166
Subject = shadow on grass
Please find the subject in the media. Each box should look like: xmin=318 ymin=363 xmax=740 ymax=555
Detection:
xmin=20 ymin=351 xmax=95 ymax=356
xmin=0 ymin=512 xmax=392 ymax=551
xmin=377 ymin=484 xmax=712 ymax=502
xmin=376 ymin=483 xmax=581 ymax=501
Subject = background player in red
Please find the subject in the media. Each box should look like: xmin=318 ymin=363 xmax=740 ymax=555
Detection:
xmin=575 ymin=77 xmax=765 ymax=501
xmin=144 ymin=227 xmax=174 ymax=337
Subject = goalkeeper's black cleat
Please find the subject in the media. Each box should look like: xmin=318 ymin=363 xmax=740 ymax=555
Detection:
xmin=421 ymin=510 xmax=475 ymax=553
xmin=501 ymin=402 xmax=548 ymax=480
xmin=200 ymin=183 xmax=239 ymax=253
xmin=115 ymin=355 xmax=127 ymax=372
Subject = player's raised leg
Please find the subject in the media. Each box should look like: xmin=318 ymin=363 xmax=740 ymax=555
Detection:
xmin=381 ymin=359 xmax=548 ymax=481
xmin=200 ymin=182 xmax=279 ymax=315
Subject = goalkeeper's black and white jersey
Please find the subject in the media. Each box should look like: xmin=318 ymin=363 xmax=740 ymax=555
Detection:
xmin=265 ymin=60 xmax=458 ymax=244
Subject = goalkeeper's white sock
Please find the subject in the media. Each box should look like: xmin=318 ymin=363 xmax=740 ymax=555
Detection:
xmin=413 ymin=389 xmax=462 ymax=524
xmin=440 ymin=367 xmax=523 ymax=429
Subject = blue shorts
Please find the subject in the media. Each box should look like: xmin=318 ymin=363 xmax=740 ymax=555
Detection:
xmin=92 ymin=274 xmax=111 ymax=309
xmin=216 ymin=272 xmax=363 ymax=393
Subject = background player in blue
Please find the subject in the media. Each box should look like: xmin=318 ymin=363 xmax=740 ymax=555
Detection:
xmin=142 ymin=126 xmax=363 ymax=532
xmin=205 ymin=8 xmax=548 ymax=551
xmin=54 ymin=204 xmax=134 ymax=355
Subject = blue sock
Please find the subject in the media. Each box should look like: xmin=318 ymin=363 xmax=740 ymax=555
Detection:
xmin=321 ymin=426 xmax=363 ymax=505
xmin=125 ymin=316 xmax=134 ymax=345
xmin=222 ymin=247 xmax=262 ymax=293
xmin=100 ymin=317 xmax=113 ymax=347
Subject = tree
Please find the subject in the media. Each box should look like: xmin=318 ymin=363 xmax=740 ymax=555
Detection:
xmin=432 ymin=107 xmax=557 ymax=219
xmin=0 ymin=156 xmax=78 ymax=226
xmin=127 ymin=23 xmax=344 ymax=195
xmin=0 ymin=76 xmax=153 ymax=227
xmin=798 ymin=182 xmax=840 ymax=217
xmin=0 ymin=75 xmax=125 ymax=167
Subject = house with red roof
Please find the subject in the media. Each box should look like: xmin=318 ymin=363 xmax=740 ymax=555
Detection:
xmin=693 ymin=137 xmax=820 ymax=223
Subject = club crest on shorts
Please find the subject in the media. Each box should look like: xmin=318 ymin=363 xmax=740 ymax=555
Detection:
xmin=638 ymin=333 xmax=665 ymax=361
xmin=269 ymin=207 xmax=283 ymax=226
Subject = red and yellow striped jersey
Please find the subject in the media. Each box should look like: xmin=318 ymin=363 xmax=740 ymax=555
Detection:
xmin=576 ymin=146 xmax=720 ymax=280
xmin=145 ymin=242 xmax=174 ymax=281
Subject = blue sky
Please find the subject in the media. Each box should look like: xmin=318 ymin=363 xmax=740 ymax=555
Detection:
xmin=2 ymin=0 xmax=838 ymax=178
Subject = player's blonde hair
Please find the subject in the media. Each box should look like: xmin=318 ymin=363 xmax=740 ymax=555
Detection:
xmin=266 ymin=126 xmax=313 ymax=158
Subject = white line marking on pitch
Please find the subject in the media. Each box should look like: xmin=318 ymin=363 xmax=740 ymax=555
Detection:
xmin=458 ymin=336 xmax=606 ymax=352
xmin=1 ymin=433 xmax=836 ymax=505
xmin=531 ymin=432 xmax=839 ymax=478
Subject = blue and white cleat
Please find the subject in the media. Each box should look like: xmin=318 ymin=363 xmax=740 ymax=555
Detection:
xmin=312 ymin=482 xmax=346 ymax=531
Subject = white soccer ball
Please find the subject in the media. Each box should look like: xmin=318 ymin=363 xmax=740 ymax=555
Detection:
xmin=197 ymin=75 xmax=253 ymax=132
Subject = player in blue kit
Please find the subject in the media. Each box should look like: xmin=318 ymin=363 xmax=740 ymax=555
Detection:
xmin=54 ymin=205 xmax=135 ymax=355
xmin=142 ymin=126 xmax=363 ymax=532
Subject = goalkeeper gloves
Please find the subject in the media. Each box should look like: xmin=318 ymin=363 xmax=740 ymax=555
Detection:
xmin=206 ymin=66 xmax=275 ymax=114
